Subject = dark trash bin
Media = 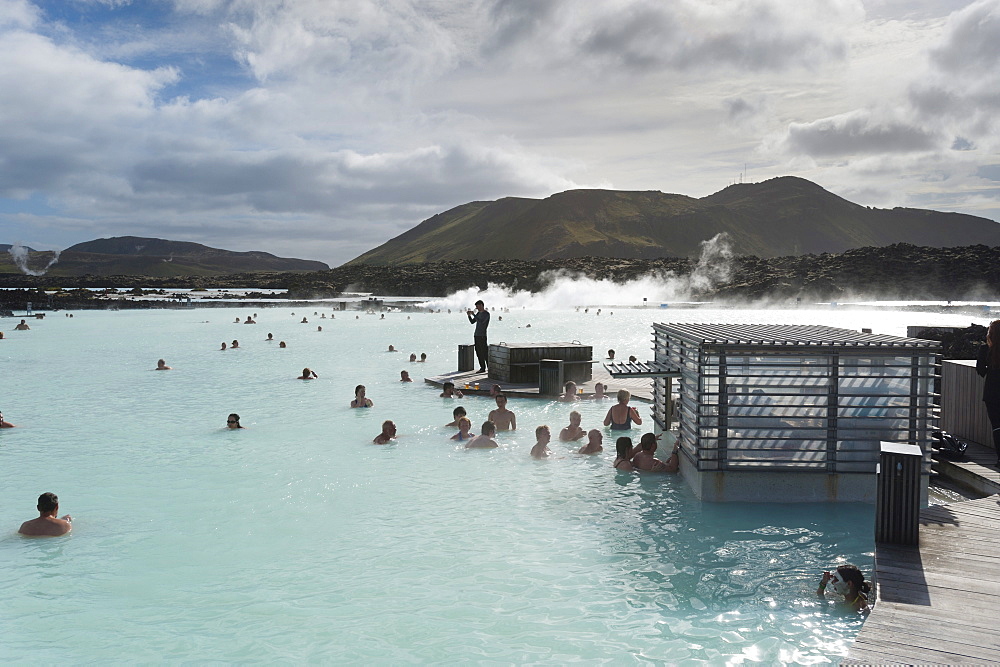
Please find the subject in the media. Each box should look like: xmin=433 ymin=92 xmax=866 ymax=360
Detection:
xmin=538 ymin=359 xmax=565 ymax=396
xmin=458 ymin=344 xmax=475 ymax=372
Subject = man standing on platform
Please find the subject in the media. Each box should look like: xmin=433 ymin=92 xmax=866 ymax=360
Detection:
xmin=467 ymin=299 xmax=490 ymax=373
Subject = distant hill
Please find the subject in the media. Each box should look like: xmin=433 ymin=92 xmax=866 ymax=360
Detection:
xmin=0 ymin=236 xmax=328 ymax=277
xmin=1 ymin=244 xmax=35 ymax=252
xmin=347 ymin=176 xmax=1000 ymax=264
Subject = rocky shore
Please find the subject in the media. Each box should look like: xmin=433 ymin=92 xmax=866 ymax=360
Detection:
xmin=3 ymin=243 xmax=1000 ymax=309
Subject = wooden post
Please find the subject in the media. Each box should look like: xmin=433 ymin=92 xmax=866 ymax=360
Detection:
xmin=875 ymin=441 xmax=923 ymax=545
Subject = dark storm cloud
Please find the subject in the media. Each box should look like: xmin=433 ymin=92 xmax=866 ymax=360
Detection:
xmin=483 ymin=0 xmax=848 ymax=74
xmin=784 ymin=111 xmax=939 ymax=157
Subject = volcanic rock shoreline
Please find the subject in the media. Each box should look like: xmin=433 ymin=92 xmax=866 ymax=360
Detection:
xmin=2 ymin=243 xmax=1000 ymax=310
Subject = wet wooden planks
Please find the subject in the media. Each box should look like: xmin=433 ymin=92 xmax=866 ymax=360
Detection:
xmin=844 ymin=494 xmax=1000 ymax=665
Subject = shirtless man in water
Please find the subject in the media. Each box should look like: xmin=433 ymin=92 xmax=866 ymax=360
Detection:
xmin=530 ymin=425 xmax=552 ymax=459
xmin=373 ymin=420 xmax=396 ymax=444
xmin=155 ymin=359 xmax=172 ymax=370
xmin=18 ymin=492 xmax=72 ymax=537
xmin=465 ymin=421 xmax=499 ymax=449
xmin=0 ymin=410 xmax=16 ymax=428
xmin=578 ymin=429 xmax=603 ymax=455
xmin=632 ymin=433 xmax=679 ymax=472
xmin=488 ymin=394 xmax=516 ymax=430
xmin=559 ymin=411 xmax=585 ymax=441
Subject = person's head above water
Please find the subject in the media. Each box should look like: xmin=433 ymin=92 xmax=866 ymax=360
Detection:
xmin=616 ymin=436 xmax=633 ymax=459
xmin=400 ymin=370 xmax=411 ymax=381
xmin=617 ymin=389 xmax=631 ymax=404
xmin=481 ymin=420 xmax=496 ymax=436
xmin=639 ymin=432 xmax=658 ymax=451
xmin=535 ymin=424 xmax=550 ymax=442
xmin=227 ymin=413 xmax=242 ymax=429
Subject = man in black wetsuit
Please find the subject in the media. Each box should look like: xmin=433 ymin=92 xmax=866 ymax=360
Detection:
xmin=467 ymin=299 xmax=490 ymax=373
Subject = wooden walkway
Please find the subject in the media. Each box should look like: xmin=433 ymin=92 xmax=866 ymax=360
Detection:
xmin=932 ymin=437 xmax=1000 ymax=497
xmin=424 ymin=368 xmax=654 ymax=402
xmin=844 ymin=493 xmax=1000 ymax=664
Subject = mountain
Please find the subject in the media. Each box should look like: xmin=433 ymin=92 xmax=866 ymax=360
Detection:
xmin=1 ymin=244 xmax=36 ymax=252
xmin=346 ymin=176 xmax=1000 ymax=264
xmin=0 ymin=236 xmax=328 ymax=277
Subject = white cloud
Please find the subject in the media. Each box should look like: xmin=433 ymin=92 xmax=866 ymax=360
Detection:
xmin=1 ymin=0 xmax=998 ymax=266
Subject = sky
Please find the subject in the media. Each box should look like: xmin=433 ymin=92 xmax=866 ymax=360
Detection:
xmin=1 ymin=0 xmax=999 ymax=267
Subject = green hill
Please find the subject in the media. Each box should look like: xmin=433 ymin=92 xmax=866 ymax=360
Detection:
xmin=347 ymin=176 xmax=1000 ymax=264
xmin=0 ymin=236 xmax=328 ymax=276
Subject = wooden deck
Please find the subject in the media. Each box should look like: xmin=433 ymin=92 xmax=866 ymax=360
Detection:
xmin=424 ymin=368 xmax=654 ymax=402
xmin=932 ymin=437 xmax=1000 ymax=497
xmin=844 ymin=493 xmax=1000 ymax=664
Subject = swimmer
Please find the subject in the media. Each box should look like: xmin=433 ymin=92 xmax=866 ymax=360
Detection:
xmin=298 ymin=368 xmax=318 ymax=380
xmin=373 ymin=420 xmax=396 ymax=444
xmin=604 ymin=389 xmax=642 ymax=430
xmin=628 ymin=355 xmax=637 ymax=363
xmin=388 ymin=345 xmax=397 ymax=352
xmin=351 ymin=385 xmax=373 ymax=408
xmin=559 ymin=381 xmax=578 ymax=402
xmin=578 ymin=429 xmax=603 ymax=455
xmin=155 ymin=359 xmax=172 ymax=371
xmin=612 ymin=437 xmax=635 ymax=471
xmin=244 ymin=316 xmax=256 ymax=324
xmin=234 ymin=317 xmax=240 ymax=323
xmin=465 ymin=420 xmax=499 ymax=449
xmin=0 ymin=409 xmax=16 ymax=428
xmin=18 ymin=492 xmax=72 ymax=537
xmin=631 ymin=432 xmax=679 ymax=472
xmin=419 ymin=353 xmax=427 ymax=362
xmin=279 ymin=341 xmax=287 ymax=348
xmin=530 ymin=425 xmax=552 ymax=459
xmin=220 ymin=342 xmax=227 ymax=351
xmin=400 ymin=370 xmax=413 ymax=382
xmin=0 ymin=331 xmax=4 ymax=338
xmin=489 ymin=384 xmax=503 ymax=398
xmin=451 ymin=416 xmax=473 ymax=441
xmin=592 ymin=382 xmax=609 ymax=399
xmin=818 ymin=564 xmax=871 ymax=612
xmin=446 ymin=406 xmax=467 ymax=427
xmin=266 ymin=333 xmax=274 ymax=341
xmin=321 ymin=313 xmax=326 ymax=319
xmin=559 ymin=411 xmax=585 ymax=441
xmin=440 ymin=382 xmax=463 ymax=398
xmin=380 ymin=314 xmax=385 ymax=320
xmin=231 ymin=340 xmax=239 ymax=348
xmin=301 ymin=317 xmax=308 ymax=323
xmin=14 ymin=319 xmax=30 ymax=330
xmin=488 ymin=394 xmax=516 ymax=430
xmin=226 ymin=413 xmax=244 ymax=429
xmin=409 ymin=353 xmax=417 ymax=362
xmin=317 ymin=326 xmax=322 ymax=332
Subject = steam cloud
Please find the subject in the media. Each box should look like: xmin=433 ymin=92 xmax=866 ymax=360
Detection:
xmin=423 ymin=233 xmax=735 ymax=310
xmin=7 ymin=242 xmax=62 ymax=276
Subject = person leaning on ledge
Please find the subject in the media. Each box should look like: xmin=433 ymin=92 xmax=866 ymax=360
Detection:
xmin=19 ymin=492 xmax=72 ymax=537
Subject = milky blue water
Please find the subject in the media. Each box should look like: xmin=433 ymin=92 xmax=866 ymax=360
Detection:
xmin=0 ymin=304 xmax=986 ymax=663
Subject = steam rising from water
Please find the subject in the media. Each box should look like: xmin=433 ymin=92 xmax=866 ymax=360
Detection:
xmin=423 ymin=233 xmax=734 ymax=310
xmin=7 ymin=242 xmax=61 ymax=276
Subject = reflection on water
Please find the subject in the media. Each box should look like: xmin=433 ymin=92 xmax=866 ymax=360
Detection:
xmin=1 ymin=305 xmax=980 ymax=662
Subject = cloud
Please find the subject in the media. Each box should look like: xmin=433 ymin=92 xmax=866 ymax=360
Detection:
xmin=483 ymin=0 xmax=857 ymax=74
xmin=781 ymin=109 xmax=940 ymax=158
xmin=0 ymin=0 xmax=39 ymax=30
